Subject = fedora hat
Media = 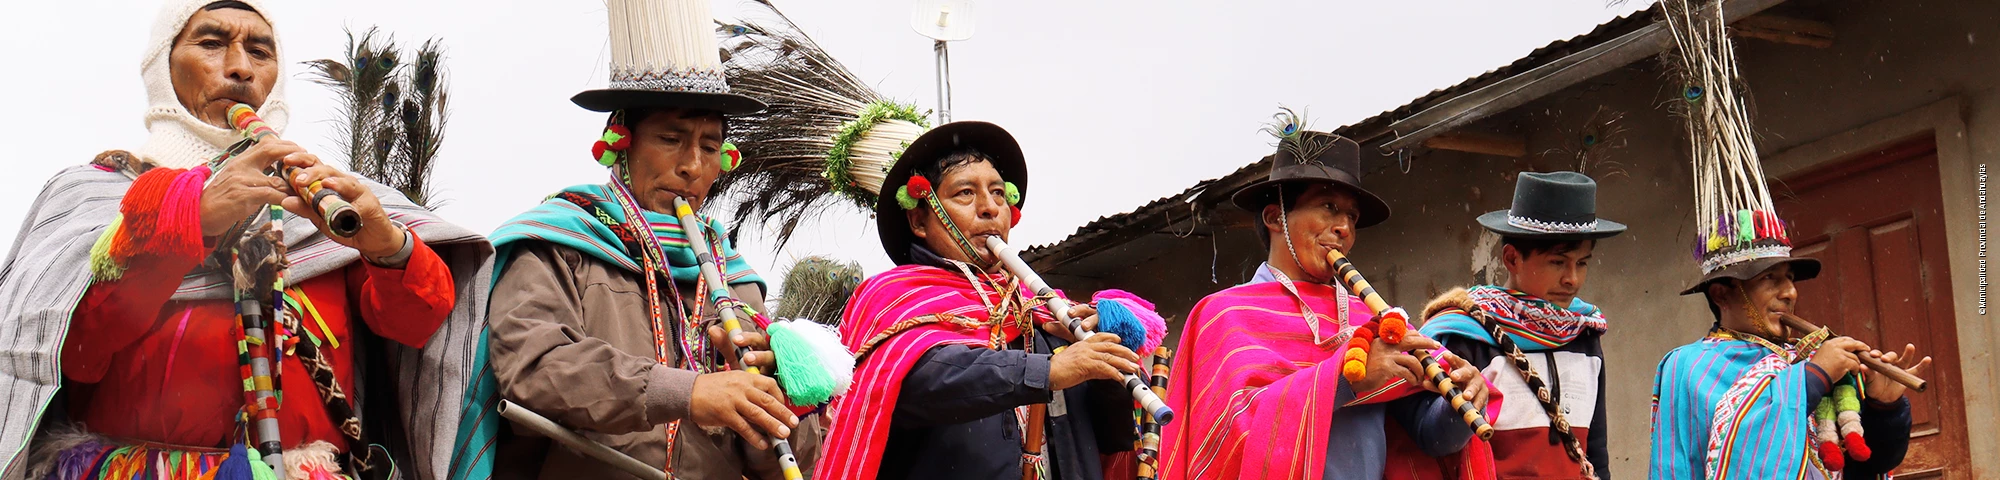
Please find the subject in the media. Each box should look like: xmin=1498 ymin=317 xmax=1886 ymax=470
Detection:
xmin=874 ymin=121 xmax=1028 ymax=266
xmin=1229 ymin=131 xmax=1391 ymax=228
xmin=1477 ymin=171 xmax=1627 ymax=240
xmin=571 ymin=0 xmax=766 ymax=115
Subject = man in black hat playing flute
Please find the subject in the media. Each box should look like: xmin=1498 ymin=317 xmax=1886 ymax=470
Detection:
xmin=1157 ymin=114 xmax=1494 ymax=480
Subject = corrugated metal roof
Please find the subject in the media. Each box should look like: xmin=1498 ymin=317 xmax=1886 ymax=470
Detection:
xmin=1023 ymin=6 xmax=1660 ymax=264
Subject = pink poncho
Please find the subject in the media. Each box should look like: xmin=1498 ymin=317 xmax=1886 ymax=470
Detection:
xmin=816 ymin=264 xmax=1052 ymax=480
xmin=1159 ymin=281 xmax=1502 ymax=480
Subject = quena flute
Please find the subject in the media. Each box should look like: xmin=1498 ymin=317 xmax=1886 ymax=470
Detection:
xmin=672 ymin=198 xmax=806 ymax=480
xmin=985 ymin=236 xmax=1176 ymax=425
xmin=1779 ymin=313 xmax=1928 ymax=392
xmin=226 ymin=103 xmax=364 ymax=237
xmin=1325 ymin=248 xmax=1495 ymax=440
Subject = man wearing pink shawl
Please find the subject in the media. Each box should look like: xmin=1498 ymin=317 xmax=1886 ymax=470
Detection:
xmin=820 ymin=122 xmax=1162 ymax=480
xmin=1158 ymin=126 xmax=1499 ymax=480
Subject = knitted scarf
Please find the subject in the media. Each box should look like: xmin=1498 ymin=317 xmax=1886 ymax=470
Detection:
xmin=1422 ymin=286 xmax=1607 ymax=351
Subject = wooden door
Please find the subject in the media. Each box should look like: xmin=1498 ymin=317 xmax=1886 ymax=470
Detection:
xmin=1775 ymin=136 xmax=1970 ymax=479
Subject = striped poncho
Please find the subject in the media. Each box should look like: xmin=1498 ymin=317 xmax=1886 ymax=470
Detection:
xmin=1649 ymin=334 xmax=1832 ymax=479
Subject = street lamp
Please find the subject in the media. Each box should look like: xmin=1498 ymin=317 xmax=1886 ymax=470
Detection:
xmin=910 ymin=0 xmax=975 ymax=123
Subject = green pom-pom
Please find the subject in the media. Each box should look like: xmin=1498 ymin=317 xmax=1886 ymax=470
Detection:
xmin=1814 ymin=398 xmax=1837 ymax=419
xmin=1835 ymin=384 xmax=1862 ymax=411
xmin=1004 ymin=182 xmax=1021 ymax=206
xmin=768 ymin=321 xmax=838 ymax=405
xmin=895 ymin=186 xmax=920 ymax=210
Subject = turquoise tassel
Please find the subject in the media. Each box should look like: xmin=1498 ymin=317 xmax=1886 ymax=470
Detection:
xmin=1094 ymin=298 xmax=1148 ymax=354
xmin=768 ymin=321 xmax=838 ymax=405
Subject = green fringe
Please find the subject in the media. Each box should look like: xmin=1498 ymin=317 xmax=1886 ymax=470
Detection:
xmin=767 ymin=321 xmax=837 ymax=405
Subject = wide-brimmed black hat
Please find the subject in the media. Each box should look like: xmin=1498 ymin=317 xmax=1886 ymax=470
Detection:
xmin=1229 ymin=131 xmax=1391 ymax=228
xmin=1679 ymin=255 xmax=1822 ymax=295
xmin=874 ymin=121 xmax=1028 ymax=266
xmin=569 ymin=0 xmax=766 ymax=115
xmin=1477 ymin=171 xmax=1627 ymax=240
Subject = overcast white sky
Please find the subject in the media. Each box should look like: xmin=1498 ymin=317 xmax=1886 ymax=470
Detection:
xmin=0 ymin=0 xmax=1647 ymax=291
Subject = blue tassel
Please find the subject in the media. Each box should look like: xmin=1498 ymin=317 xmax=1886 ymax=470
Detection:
xmin=216 ymin=444 xmax=255 ymax=480
xmin=1094 ymin=299 xmax=1148 ymax=353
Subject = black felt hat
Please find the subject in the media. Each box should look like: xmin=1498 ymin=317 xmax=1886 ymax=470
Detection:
xmin=874 ymin=121 xmax=1027 ymax=266
xmin=1476 ymin=171 xmax=1627 ymax=241
xmin=1229 ymin=131 xmax=1391 ymax=228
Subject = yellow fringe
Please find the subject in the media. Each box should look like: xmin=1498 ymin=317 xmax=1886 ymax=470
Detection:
xmin=89 ymin=215 xmax=127 ymax=281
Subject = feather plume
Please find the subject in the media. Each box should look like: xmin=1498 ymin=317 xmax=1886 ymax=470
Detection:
xmin=712 ymin=2 xmax=929 ymax=248
xmin=772 ymin=255 xmax=864 ymax=326
xmin=1261 ymin=106 xmax=1340 ymax=164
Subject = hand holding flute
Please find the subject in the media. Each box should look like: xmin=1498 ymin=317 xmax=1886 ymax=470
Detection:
xmin=1326 ymin=249 xmax=1496 ymax=439
xmin=1782 ymin=313 xmax=1933 ymax=395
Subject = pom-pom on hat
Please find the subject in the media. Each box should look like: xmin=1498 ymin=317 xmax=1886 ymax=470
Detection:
xmin=570 ymin=0 xmax=765 ymax=115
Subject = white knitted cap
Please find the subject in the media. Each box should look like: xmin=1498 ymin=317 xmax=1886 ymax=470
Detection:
xmin=135 ymin=0 xmax=290 ymax=170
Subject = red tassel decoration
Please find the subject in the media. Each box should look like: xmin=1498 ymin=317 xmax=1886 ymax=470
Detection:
xmin=111 ymin=167 xmax=185 ymax=261
xmin=605 ymin=125 xmax=632 ymax=150
xmin=1009 ymin=205 xmax=1022 ymax=227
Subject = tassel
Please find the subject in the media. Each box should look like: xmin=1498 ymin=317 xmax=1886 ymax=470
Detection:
xmin=1342 ymin=325 xmax=1377 ymax=382
xmin=89 ymin=215 xmax=128 ymax=281
xmin=767 ymin=320 xmax=840 ymax=405
xmin=284 ymin=441 xmax=344 ymax=480
xmin=792 ymin=319 xmax=856 ymax=395
xmin=1094 ymin=290 xmax=1169 ymax=355
xmin=1814 ymin=399 xmax=1844 ymax=470
xmin=1736 ymin=209 xmax=1755 ymax=245
xmin=216 ymin=444 xmax=254 ymax=480
xmin=1093 ymin=298 xmax=1150 ymax=354
xmin=1378 ymin=308 xmax=1410 ymax=344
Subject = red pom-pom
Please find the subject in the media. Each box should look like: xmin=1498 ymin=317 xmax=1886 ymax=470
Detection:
xmin=1843 ymin=432 xmax=1871 ymax=461
xmin=907 ymin=175 xmax=933 ymax=198
xmin=1818 ymin=441 xmax=1846 ymax=470
xmin=1010 ymin=205 xmax=1022 ymax=227
xmin=1351 ymin=326 xmax=1376 ymax=343
xmin=592 ymin=140 xmax=611 ymax=158
xmin=1347 ymin=337 xmax=1369 ymax=351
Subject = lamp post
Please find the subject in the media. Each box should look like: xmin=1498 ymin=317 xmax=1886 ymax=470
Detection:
xmin=910 ymin=0 xmax=975 ymax=124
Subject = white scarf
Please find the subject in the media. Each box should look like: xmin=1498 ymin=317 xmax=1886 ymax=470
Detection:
xmin=135 ymin=0 xmax=291 ymax=169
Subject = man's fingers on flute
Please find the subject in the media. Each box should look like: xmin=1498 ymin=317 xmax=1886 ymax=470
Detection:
xmin=1390 ymin=354 xmax=1429 ymax=392
xmin=745 ymin=383 xmax=797 ymax=432
xmin=1395 ymin=334 xmax=1442 ymax=352
xmin=722 ymin=406 xmax=769 ymax=450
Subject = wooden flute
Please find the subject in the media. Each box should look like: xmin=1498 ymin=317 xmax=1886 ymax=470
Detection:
xmin=226 ymin=103 xmax=363 ymax=237
xmin=1325 ymin=249 xmax=1496 ymax=440
xmin=986 ymin=236 xmax=1176 ymax=425
xmin=673 ymin=198 xmax=805 ymax=480
xmin=1779 ymin=313 xmax=1929 ymax=392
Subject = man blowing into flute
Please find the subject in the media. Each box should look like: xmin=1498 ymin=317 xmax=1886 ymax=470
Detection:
xmin=1649 ymin=228 xmax=1927 ymax=479
xmin=0 ymin=1 xmax=494 ymax=478
xmin=1419 ymin=172 xmax=1625 ymax=479
xmin=477 ymin=1 xmax=822 ymax=479
xmin=1157 ymin=118 xmax=1496 ymax=480
xmin=817 ymin=121 xmax=1163 ymax=480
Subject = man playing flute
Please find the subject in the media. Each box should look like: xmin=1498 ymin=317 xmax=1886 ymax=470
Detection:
xmin=1649 ymin=231 xmax=1928 ymax=479
xmin=1157 ymin=117 xmax=1495 ymax=480
xmin=0 ymin=1 xmax=494 ymax=478
xmin=1419 ymin=172 xmax=1624 ymax=479
xmin=817 ymin=121 xmax=1159 ymax=480
xmin=481 ymin=0 xmax=817 ymax=478
xmin=1648 ymin=0 xmax=1927 ymax=476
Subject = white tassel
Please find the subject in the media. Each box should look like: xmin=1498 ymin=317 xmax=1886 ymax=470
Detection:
xmin=786 ymin=320 xmax=856 ymax=396
xmin=283 ymin=441 xmax=342 ymax=480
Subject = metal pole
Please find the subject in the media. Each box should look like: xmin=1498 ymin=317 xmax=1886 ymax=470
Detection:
xmin=935 ymin=39 xmax=952 ymax=123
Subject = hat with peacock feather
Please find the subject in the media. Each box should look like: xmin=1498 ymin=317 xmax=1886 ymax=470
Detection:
xmin=1665 ymin=0 xmax=1818 ymax=295
xmin=706 ymin=1 xmax=932 ymax=247
xmin=1231 ymin=108 xmax=1391 ymax=228
xmin=571 ymin=0 xmax=765 ymax=115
